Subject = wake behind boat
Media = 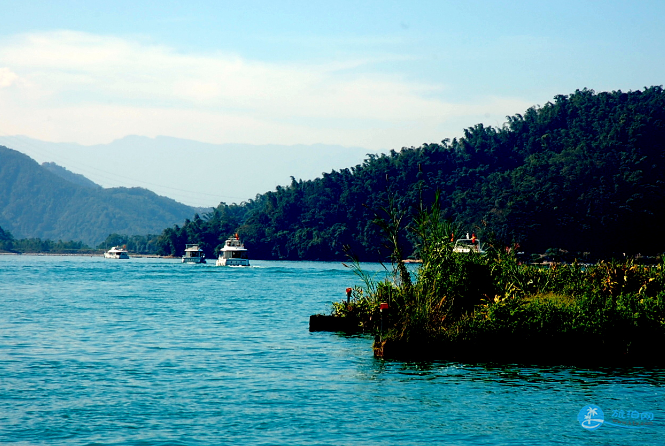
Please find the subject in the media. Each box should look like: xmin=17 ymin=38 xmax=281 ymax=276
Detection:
xmin=216 ymin=234 xmax=250 ymax=266
xmin=104 ymin=246 xmax=130 ymax=259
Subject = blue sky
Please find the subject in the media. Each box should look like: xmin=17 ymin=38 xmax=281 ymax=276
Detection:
xmin=0 ymin=1 xmax=663 ymax=203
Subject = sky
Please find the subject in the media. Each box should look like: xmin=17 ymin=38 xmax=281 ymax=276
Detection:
xmin=0 ymin=0 xmax=664 ymax=205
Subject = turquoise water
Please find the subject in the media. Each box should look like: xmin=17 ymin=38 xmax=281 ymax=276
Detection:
xmin=0 ymin=255 xmax=663 ymax=445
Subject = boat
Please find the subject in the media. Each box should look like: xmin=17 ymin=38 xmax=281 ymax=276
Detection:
xmin=104 ymin=246 xmax=130 ymax=259
xmin=452 ymin=233 xmax=485 ymax=254
xmin=182 ymin=244 xmax=206 ymax=263
xmin=216 ymin=234 xmax=250 ymax=266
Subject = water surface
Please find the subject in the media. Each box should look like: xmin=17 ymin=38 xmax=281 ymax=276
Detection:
xmin=0 ymin=256 xmax=663 ymax=445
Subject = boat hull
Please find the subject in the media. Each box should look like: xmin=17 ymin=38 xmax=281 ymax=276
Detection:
xmin=104 ymin=249 xmax=129 ymax=259
xmin=182 ymin=257 xmax=206 ymax=264
xmin=216 ymin=258 xmax=250 ymax=267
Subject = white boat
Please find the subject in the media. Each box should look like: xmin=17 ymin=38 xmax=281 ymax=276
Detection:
xmin=453 ymin=233 xmax=485 ymax=254
xmin=216 ymin=235 xmax=250 ymax=266
xmin=182 ymin=244 xmax=206 ymax=263
xmin=104 ymin=246 xmax=130 ymax=259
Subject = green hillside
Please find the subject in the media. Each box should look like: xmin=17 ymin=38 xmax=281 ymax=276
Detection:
xmin=41 ymin=162 xmax=102 ymax=189
xmin=0 ymin=147 xmax=198 ymax=245
xmin=157 ymin=87 xmax=665 ymax=261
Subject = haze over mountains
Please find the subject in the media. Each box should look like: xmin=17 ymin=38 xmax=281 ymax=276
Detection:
xmin=0 ymin=135 xmax=372 ymax=207
xmin=155 ymin=87 xmax=665 ymax=261
xmin=0 ymin=137 xmax=373 ymax=246
xmin=5 ymin=87 xmax=664 ymax=259
xmin=0 ymin=146 xmax=198 ymax=245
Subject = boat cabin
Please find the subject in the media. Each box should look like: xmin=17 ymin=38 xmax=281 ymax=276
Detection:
xmin=216 ymin=235 xmax=250 ymax=266
xmin=104 ymin=246 xmax=130 ymax=259
xmin=453 ymin=233 xmax=485 ymax=254
xmin=182 ymin=244 xmax=206 ymax=263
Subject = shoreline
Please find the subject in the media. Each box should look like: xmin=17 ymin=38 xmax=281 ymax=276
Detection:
xmin=0 ymin=251 xmax=168 ymax=258
xmin=372 ymin=333 xmax=665 ymax=366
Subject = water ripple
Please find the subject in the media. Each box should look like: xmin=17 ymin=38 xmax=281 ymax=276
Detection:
xmin=0 ymin=256 xmax=663 ymax=445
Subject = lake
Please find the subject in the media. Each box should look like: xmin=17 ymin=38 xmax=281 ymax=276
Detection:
xmin=0 ymin=255 xmax=663 ymax=445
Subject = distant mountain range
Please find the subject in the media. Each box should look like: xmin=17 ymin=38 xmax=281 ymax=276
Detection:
xmin=0 ymin=146 xmax=199 ymax=245
xmin=0 ymin=135 xmax=371 ymax=207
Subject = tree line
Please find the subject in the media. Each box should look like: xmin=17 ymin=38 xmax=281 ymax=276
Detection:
xmin=155 ymin=87 xmax=665 ymax=262
xmin=5 ymin=87 xmax=664 ymax=261
xmin=0 ymin=226 xmax=92 ymax=254
xmin=0 ymin=228 xmax=160 ymax=255
xmin=0 ymin=146 xmax=197 ymax=245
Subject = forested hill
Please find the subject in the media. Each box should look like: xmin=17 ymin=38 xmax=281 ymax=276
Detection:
xmin=0 ymin=147 xmax=198 ymax=245
xmin=158 ymin=86 xmax=665 ymax=261
xmin=41 ymin=162 xmax=102 ymax=189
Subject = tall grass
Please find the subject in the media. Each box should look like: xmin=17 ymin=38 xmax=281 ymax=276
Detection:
xmin=336 ymin=199 xmax=665 ymax=364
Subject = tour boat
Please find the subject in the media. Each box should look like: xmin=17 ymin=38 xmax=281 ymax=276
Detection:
xmin=182 ymin=244 xmax=206 ymax=263
xmin=104 ymin=246 xmax=130 ymax=259
xmin=453 ymin=233 xmax=485 ymax=254
xmin=216 ymin=235 xmax=250 ymax=266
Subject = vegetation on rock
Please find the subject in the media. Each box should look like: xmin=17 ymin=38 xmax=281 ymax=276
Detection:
xmin=334 ymin=200 xmax=665 ymax=364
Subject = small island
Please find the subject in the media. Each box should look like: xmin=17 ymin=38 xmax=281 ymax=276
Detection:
xmin=327 ymin=201 xmax=665 ymax=366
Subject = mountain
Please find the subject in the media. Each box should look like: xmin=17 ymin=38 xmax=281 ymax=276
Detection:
xmin=0 ymin=146 xmax=198 ymax=245
xmin=0 ymin=135 xmax=372 ymax=207
xmin=155 ymin=87 xmax=665 ymax=261
xmin=41 ymin=162 xmax=102 ymax=189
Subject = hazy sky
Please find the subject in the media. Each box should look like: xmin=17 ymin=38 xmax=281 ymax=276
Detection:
xmin=0 ymin=1 xmax=663 ymax=203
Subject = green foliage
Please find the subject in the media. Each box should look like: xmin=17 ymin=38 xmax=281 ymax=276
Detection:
xmin=157 ymin=86 xmax=665 ymax=261
xmin=12 ymin=238 xmax=92 ymax=253
xmin=97 ymin=233 xmax=161 ymax=254
xmin=342 ymin=197 xmax=665 ymax=363
xmin=5 ymin=87 xmax=665 ymax=258
xmin=0 ymin=147 xmax=198 ymax=245
xmin=333 ymin=257 xmax=401 ymax=332
xmin=41 ymin=162 xmax=102 ymax=189
xmin=156 ymin=203 xmax=249 ymax=257
xmin=0 ymin=225 xmax=14 ymax=251
xmin=0 ymin=225 xmax=158 ymax=255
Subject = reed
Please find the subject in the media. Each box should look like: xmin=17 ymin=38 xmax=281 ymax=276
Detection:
xmin=336 ymin=199 xmax=665 ymax=364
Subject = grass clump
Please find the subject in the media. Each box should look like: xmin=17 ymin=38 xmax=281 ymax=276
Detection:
xmin=336 ymin=198 xmax=665 ymax=365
